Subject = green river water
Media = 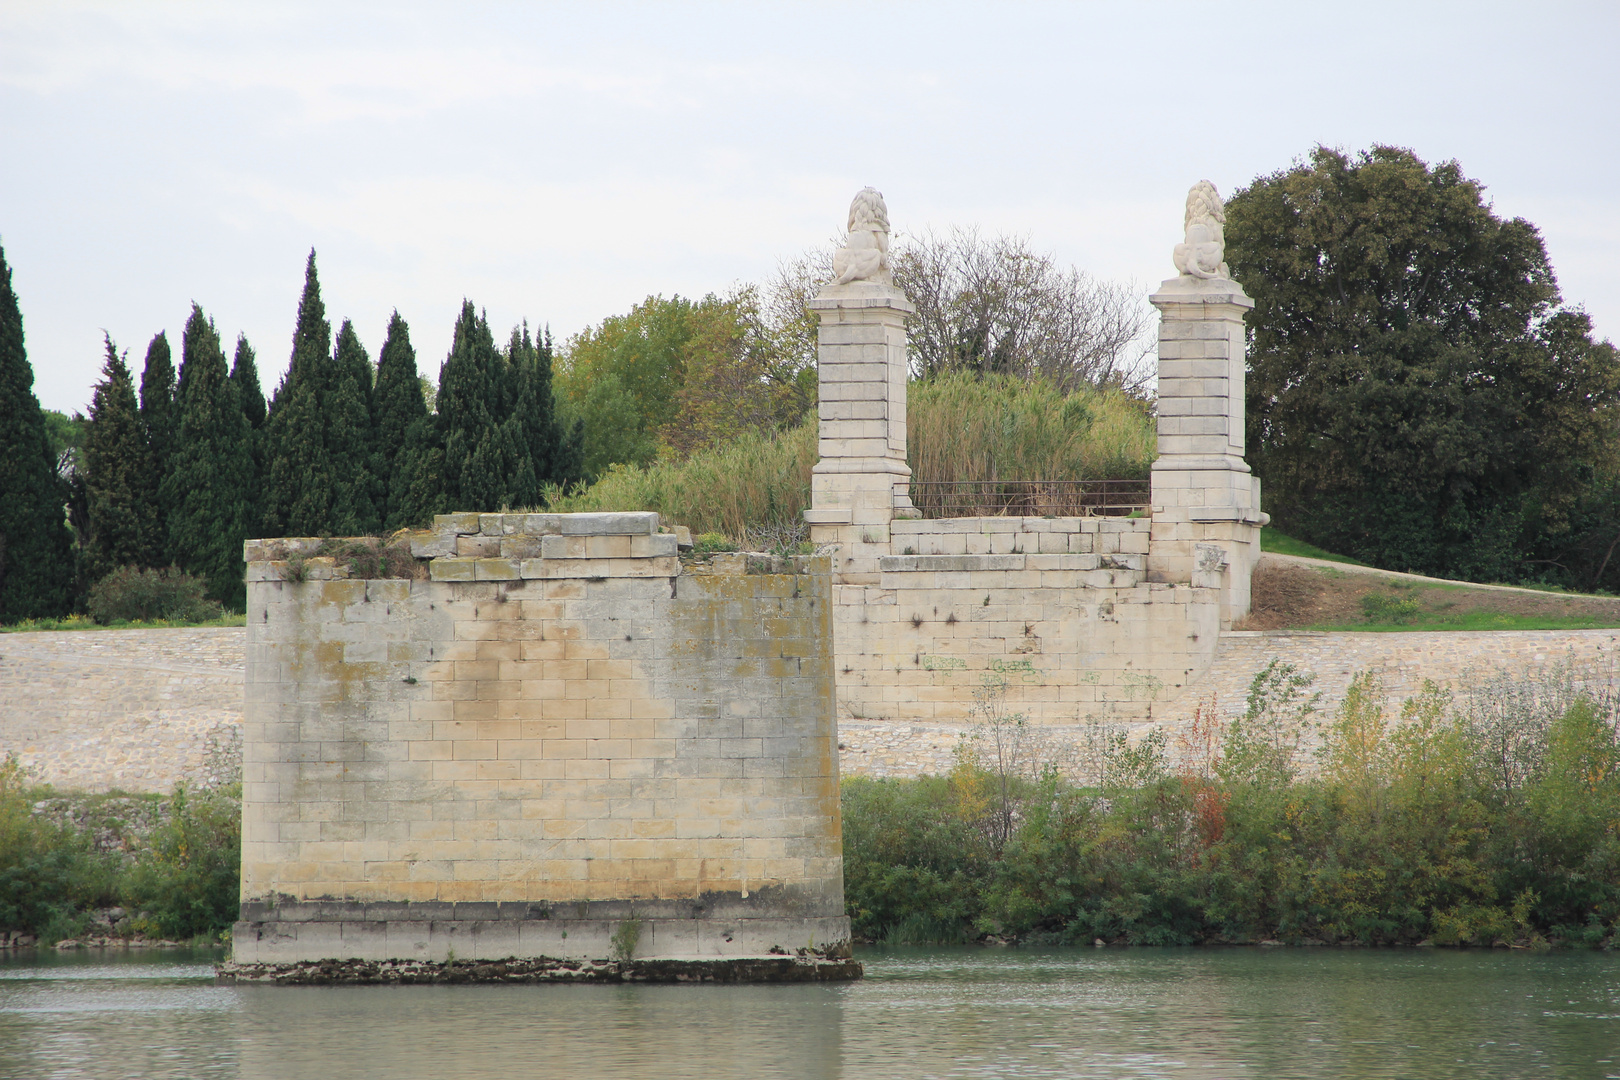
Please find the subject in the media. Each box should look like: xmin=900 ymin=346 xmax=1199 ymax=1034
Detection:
xmin=1 ymin=947 xmax=1617 ymax=1078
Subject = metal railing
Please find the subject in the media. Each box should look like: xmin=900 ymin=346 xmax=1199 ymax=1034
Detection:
xmin=908 ymin=479 xmax=1149 ymax=519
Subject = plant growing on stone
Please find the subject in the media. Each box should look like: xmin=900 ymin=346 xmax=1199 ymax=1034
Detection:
xmin=610 ymin=916 xmax=643 ymax=961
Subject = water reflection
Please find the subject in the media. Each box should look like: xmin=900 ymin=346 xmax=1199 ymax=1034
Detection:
xmin=1 ymin=946 xmax=1616 ymax=1079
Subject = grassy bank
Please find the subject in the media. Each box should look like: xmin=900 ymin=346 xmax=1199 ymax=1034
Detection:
xmin=843 ymin=663 xmax=1620 ymax=948
xmin=0 ymin=613 xmax=247 ymax=633
xmin=1259 ymin=527 xmax=1366 ymax=565
xmin=1246 ymin=561 xmax=1620 ymax=633
xmin=0 ymin=758 xmax=239 ymax=945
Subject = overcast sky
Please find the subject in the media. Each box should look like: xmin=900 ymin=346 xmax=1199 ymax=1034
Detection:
xmin=3 ymin=1 xmax=1617 ymax=415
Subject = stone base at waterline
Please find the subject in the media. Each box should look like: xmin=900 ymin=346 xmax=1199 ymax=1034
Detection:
xmin=216 ymin=953 xmax=862 ymax=985
xmin=225 ymin=897 xmax=857 ymax=981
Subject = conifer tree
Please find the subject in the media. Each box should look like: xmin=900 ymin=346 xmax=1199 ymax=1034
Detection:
xmin=231 ymin=335 xmax=266 ymax=429
xmin=82 ymin=334 xmax=152 ymax=578
xmin=262 ymin=251 xmax=335 ymax=536
xmin=436 ymin=302 xmax=513 ymax=511
xmin=390 ymin=415 xmax=446 ymax=529
xmin=503 ymin=323 xmax=568 ymax=507
xmin=373 ymin=311 xmax=429 ymax=530
xmin=557 ymin=416 xmax=586 ymax=492
xmin=137 ymin=331 xmax=175 ymax=565
xmin=0 ymin=242 xmax=74 ymax=620
xmin=326 ymin=319 xmax=380 ymax=534
xmin=161 ymin=305 xmax=253 ymax=608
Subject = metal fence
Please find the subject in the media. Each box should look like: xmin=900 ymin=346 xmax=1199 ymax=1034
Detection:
xmin=908 ymin=479 xmax=1150 ymax=519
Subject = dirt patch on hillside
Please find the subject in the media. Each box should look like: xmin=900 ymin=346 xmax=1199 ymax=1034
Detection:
xmin=1239 ymin=558 xmax=1620 ymax=631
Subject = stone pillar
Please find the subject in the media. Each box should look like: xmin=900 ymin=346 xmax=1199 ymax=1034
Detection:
xmin=1147 ymin=274 xmax=1267 ymax=624
xmin=803 ymin=188 xmax=918 ymax=587
xmin=804 ymin=282 xmax=918 ymax=532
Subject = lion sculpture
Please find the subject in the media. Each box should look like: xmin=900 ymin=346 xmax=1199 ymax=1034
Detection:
xmin=1173 ymin=180 xmax=1231 ymax=280
xmin=830 ymin=187 xmax=892 ymax=286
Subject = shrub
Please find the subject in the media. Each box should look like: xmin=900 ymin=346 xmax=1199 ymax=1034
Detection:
xmin=123 ymin=782 xmax=242 ymax=941
xmin=86 ymin=566 xmax=225 ymax=624
xmin=842 ymin=664 xmax=1620 ymax=947
xmin=1360 ymin=593 xmax=1422 ymax=623
xmin=0 ymin=757 xmax=118 ymax=938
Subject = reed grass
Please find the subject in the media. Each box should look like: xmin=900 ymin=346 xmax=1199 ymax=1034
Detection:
xmin=907 ymin=372 xmax=1153 ymax=486
xmin=544 ymin=421 xmax=817 ymax=539
xmin=546 ymin=373 xmax=1156 ymax=539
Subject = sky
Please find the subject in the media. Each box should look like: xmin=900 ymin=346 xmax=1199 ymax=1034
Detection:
xmin=3 ymin=0 xmax=1618 ymax=415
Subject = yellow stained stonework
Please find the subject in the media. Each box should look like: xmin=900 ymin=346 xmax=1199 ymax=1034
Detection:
xmin=236 ymin=516 xmax=846 ymax=964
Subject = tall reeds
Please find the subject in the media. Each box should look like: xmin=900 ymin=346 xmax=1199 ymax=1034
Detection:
xmin=907 ymin=372 xmax=1154 ymax=486
xmin=543 ymin=421 xmax=818 ymax=539
xmin=546 ymin=373 xmax=1157 ymax=538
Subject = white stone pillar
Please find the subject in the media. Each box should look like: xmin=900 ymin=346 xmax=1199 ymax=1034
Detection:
xmin=1148 ymin=275 xmax=1267 ymax=622
xmin=803 ymin=281 xmax=919 ymax=535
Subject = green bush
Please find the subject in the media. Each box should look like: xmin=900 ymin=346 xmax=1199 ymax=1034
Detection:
xmin=86 ymin=566 xmax=225 ymax=624
xmin=1360 ymin=593 xmax=1422 ymax=623
xmin=0 ymin=758 xmax=119 ymax=938
xmin=843 ymin=666 xmax=1620 ymax=948
xmin=123 ymin=783 xmax=242 ymax=941
xmin=0 ymin=761 xmax=239 ymax=943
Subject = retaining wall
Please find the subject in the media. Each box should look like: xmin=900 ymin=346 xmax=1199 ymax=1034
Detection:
xmin=0 ymin=627 xmax=244 ymax=791
xmin=4 ymin=625 xmax=1617 ymax=790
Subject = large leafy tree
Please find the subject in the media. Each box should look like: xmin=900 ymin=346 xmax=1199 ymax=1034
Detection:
xmin=1226 ymin=146 xmax=1620 ymax=583
xmin=0 ymin=242 xmax=74 ymax=620
xmin=82 ymin=334 xmax=153 ymax=578
xmin=555 ymin=295 xmax=695 ymax=477
xmin=137 ymin=331 xmax=176 ymax=566
xmin=555 ymin=290 xmax=809 ymax=477
xmin=162 ymin=305 xmax=254 ymax=607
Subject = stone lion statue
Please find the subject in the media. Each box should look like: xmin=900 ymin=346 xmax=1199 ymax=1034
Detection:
xmin=831 ymin=187 xmax=892 ymax=285
xmin=1173 ymin=180 xmax=1231 ymax=280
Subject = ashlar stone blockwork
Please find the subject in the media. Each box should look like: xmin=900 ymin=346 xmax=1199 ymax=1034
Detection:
xmin=806 ymin=183 xmax=1265 ymax=728
xmin=232 ymin=512 xmax=853 ymax=975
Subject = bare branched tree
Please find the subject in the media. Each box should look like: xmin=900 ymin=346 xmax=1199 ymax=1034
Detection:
xmin=896 ymin=228 xmax=1154 ymax=392
xmin=765 ymin=228 xmax=1154 ymax=393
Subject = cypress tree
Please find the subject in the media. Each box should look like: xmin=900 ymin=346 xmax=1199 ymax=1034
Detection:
xmin=557 ymin=417 xmax=586 ymax=492
xmin=503 ymin=323 xmax=568 ymax=507
xmin=82 ymin=334 xmax=152 ymax=578
xmin=231 ymin=334 xmax=266 ymax=429
xmin=262 ymin=251 xmax=335 ymax=536
xmin=326 ymin=319 xmax=380 ymax=534
xmin=137 ymin=331 xmax=175 ymax=565
xmin=0 ymin=242 xmax=74 ymax=620
xmin=161 ymin=304 xmax=253 ymax=608
xmin=390 ymin=415 xmax=446 ymax=529
xmin=373 ymin=311 xmax=428 ymax=530
xmin=436 ymin=301 xmax=511 ymax=511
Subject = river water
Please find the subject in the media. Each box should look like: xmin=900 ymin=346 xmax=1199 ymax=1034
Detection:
xmin=1 ymin=946 xmax=1616 ymax=1079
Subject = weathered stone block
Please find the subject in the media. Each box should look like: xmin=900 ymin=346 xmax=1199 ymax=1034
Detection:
xmin=429 ymin=558 xmax=478 ymax=582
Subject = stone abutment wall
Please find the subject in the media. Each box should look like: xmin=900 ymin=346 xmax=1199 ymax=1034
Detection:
xmin=231 ymin=511 xmax=849 ymax=967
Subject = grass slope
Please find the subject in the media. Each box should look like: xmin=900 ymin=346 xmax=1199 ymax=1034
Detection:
xmin=1246 ymin=563 xmax=1620 ymax=632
